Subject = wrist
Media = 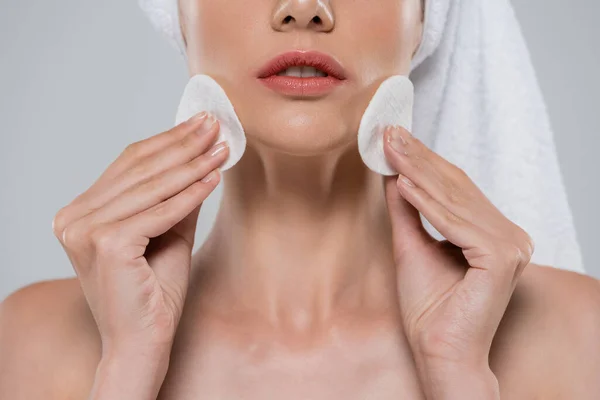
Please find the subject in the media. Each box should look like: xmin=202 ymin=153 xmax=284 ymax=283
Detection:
xmin=416 ymin=358 xmax=500 ymax=400
xmin=89 ymin=343 xmax=172 ymax=400
xmin=102 ymin=337 xmax=173 ymax=362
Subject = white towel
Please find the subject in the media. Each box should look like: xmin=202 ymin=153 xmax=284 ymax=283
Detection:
xmin=138 ymin=0 xmax=586 ymax=274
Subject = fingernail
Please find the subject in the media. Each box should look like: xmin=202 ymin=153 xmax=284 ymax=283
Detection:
xmin=189 ymin=111 xmax=208 ymax=122
xmin=398 ymin=173 xmax=415 ymax=188
xmin=195 ymin=113 xmax=218 ymax=136
xmin=207 ymin=113 xmax=218 ymax=126
xmin=386 ymin=126 xmax=409 ymax=155
xmin=209 ymin=141 xmax=228 ymax=157
xmin=201 ymin=169 xmax=218 ymax=183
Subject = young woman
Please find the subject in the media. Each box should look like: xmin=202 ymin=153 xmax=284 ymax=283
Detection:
xmin=1 ymin=0 xmax=599 ymax=398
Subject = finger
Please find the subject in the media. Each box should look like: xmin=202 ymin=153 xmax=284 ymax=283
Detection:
xmin=118 ymin=117 xmax=221 ymax=190
xmin=145 ymin=203 xmax=204 ymax=300
xmin=81 ymin=112 xmax=215 ymax=196
xmin=82 ymin=142 xmax=229 ymax=226
xmin=383 ymin=126 xmax=484 ymax=225
xmin=170 ymin=203 xmax=203 ymax=247
xmin=110 ymin=111 xmax=214 ymax=177
xmin=383 ymin=126 xmax=532 ymax=254
xmin=91 ymin=116 xmax=221 ymax=208
xmin=120 ymin=168 xmax=222 ymax=241
xmin=53 ymin=116 xmax=221 ymax=239
xmin=394 ymin=173 xmax=526 ymax=305
xmin=61 ymin=167 xmax=221 ymax=278
xmin=383 ymin=175 xmax=435 ymax=259
xmin=394 ymin=171 xmax=487 ymax=252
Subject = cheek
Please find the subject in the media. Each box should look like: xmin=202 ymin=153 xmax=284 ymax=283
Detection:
xmin=346 ymin=1 xmax=419 ymax=80
xmin=186 ymin=0 xmax=264 ymax=78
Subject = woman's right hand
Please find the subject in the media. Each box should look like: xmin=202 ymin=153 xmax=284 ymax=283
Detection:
xmin=51 ymin=111 xmax=228 ymax=365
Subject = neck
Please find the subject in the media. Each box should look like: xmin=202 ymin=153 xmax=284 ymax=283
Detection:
xmin=191 ymin=138 xmax=399 ymax=333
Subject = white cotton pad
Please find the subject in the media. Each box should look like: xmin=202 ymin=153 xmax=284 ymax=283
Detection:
xmin=357 ymin=75 xmax=414 ymax=176
xmin=174 ymin=74 xmax=412 ymax=174
xmin=175 ymin=74 xmax=246 ymax=171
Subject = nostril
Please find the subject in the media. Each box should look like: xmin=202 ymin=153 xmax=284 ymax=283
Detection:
xmin=281 ymin=15 xmax=322 ymax=26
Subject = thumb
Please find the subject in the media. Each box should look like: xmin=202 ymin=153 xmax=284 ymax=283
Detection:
xmin=172 ymin=203 xmax=203 ymax=248
xmin=383 ymin=175 xmax=434 ymax=259
xmin=148 ymin=202 xmax=202 ymax=306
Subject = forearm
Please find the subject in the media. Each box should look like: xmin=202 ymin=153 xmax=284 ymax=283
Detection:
xmin=88 ymin=345 xmax=171 ymax=400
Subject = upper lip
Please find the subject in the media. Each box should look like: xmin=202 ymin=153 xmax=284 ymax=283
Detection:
xmin=256 ymin=50 xmax=348 ymax=80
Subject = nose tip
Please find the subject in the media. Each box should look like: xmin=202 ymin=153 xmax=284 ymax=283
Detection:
xmin=271 ymin=0 xmax=335 ymax=32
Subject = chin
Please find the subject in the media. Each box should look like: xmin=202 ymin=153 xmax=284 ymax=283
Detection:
xmin=239 ymin=101 xmax=356 ymax=156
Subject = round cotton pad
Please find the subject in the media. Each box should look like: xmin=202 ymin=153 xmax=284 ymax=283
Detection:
xmin=357 ymin=75 xmax=414 ymax=176
xmin=175 ymin=74 xmax=246 ymax=171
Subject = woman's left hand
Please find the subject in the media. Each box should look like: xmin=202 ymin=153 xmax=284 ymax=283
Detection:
xmin=382 ymin=125 xmax=534 ymax=399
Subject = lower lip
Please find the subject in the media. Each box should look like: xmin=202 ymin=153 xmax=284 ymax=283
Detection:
xmin=257 ymin=75 xmax=346 ymax=97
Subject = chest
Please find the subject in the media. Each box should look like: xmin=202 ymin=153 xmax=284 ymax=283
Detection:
xmin=68 ymin=325 xmax=539 ymax=400
xmin=156 ymin=331 xmax=427 ymax=399
xmin=156 ymin=357 xmax=426 ymax=400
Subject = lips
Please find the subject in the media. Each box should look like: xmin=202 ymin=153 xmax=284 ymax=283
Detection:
xmin=256 ymin=50 xmax=348 ymax=80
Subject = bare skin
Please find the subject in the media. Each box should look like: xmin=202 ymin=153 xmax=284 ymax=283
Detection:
xmin=1 ymin=265 xmax=600 ymax=399
xmin=1 ymin=0 xmax=600 ymax=398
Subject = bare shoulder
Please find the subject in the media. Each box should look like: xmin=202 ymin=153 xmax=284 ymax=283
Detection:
xmin=0 ymin=278 xmax=101 ymax=399
xmin=491 ymin=263 xmax=600 ymax=398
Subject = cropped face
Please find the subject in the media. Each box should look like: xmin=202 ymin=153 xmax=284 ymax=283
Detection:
xmin=178 ymin=0 xmax=424 ymax=156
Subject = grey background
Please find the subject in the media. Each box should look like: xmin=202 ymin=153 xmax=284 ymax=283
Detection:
xmin=0 ymin=0 xmax=598 ymax=300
